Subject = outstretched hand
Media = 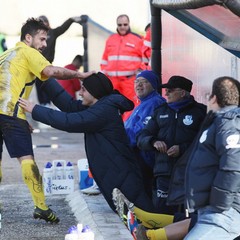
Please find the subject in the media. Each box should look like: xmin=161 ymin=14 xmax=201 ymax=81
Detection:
xmin=18 ymin=98 xmax=36 ymax=113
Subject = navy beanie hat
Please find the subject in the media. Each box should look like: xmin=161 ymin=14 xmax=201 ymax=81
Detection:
xmin=136 ymin=70 xmax=159 ymax=90
xmin=82 ymin=72 xmax=113 ymax=99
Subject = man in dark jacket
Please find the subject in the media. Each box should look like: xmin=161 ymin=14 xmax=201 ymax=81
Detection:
xmin=137 ymin=76 xmax=206 ymax=214
xmin=184 ymin=76 xmax=240 ymax=239
xmin=19 ymin=72 xmax=156 ymax=214
xmin=35 ymin=15 xmax=82 ymax=107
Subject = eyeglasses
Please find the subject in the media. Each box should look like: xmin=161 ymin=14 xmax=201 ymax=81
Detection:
xmin=134 ymin=80 xmax=149 ymax=85
xmin=165 ymin=88 xmax=183 ymax=93
xmin=117 ymin=23 xmax=128 ymax=27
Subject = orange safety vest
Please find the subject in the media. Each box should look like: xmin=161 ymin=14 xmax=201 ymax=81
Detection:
xmin=101 ymin=32 xmax=143 ymax=77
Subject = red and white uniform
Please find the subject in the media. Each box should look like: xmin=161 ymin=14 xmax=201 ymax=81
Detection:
xmin=100 ymin=31 xmax=143 ymax=104
xmin=141 ymin=27 xmax=152 ymax=70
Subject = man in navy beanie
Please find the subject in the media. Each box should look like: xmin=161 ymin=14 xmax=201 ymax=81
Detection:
xmin=82 ymin=72 xmax=114 ymax=100
xmin=125 ymin=70 xmax=166 ymax=198
xmin=19 ymin=72 xmax=158 ymax=216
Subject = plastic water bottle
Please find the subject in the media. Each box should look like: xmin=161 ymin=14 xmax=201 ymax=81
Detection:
xmin=43 ymin=162 xmax=53 ymax=195
xmin=81 ymin=225 xmax=94 ymax=240
xmin=55 ymin=162 xmax=64 ymax=180
xmin=65 ymin=161 xmax=74 ymax=179
xmin=65 ymin=224 xmax=94 ymax=240
xmin=65 ymin=225 xmax=78 ymax=240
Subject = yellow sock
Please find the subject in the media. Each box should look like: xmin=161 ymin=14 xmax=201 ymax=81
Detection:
xmin=133 ymin=207 xmax=174 ymax=228
xmin=21 ymin=159 xmax=48 ymax=210
xmin=146 ymin=228 xmax=168 ymax=240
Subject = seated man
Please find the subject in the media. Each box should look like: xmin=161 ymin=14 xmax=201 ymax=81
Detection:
xmin=125 ymin=70 xmax=166 ymax=198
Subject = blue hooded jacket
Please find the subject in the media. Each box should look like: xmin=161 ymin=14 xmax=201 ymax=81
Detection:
xmin=125 ymin=90 xmax=166 ymax=167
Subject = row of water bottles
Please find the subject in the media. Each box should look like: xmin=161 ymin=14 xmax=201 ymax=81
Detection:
xmin=43 ymin=160 xmax=74 ymax=180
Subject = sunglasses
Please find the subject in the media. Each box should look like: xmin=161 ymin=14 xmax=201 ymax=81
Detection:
xmin=117 ymin=23 xmax=128 ymax=27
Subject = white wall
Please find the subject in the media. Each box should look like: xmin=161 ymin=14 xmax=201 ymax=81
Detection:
xmin=1 ymin=0 xmax=150 ymax=67
xmin=0 ymin=0 xmax=150 ymax=35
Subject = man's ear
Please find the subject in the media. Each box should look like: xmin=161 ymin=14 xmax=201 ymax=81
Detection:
xmin=210 ymin=95 xmax=217 ymax=104
xmin=25 ymin=34 xmax=32 ymax=43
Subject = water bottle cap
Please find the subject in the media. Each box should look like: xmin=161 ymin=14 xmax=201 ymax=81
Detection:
xmin=56 ymin=162 xmax=62 ymax=167
xmin=82 ymin=225 xmax=91 ymax=232
xmin=66 ymin=161 xmax=73 ymax=166
xmin=68 ymin=225 xmax=77 ymax=234
xmin=45 ymin=162 xmax=52 ymax=168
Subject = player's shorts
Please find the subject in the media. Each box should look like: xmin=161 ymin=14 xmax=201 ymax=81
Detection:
xmin=0 ymin=114 xmax=34 ymax=158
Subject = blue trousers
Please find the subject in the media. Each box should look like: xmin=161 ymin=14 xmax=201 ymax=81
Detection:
xmin=184 ymin=206 xmax=240 ymax=240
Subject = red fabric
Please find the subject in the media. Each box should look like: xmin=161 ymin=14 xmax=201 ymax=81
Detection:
xmin=57 ymin=64 xmax=81 ymax=99
xmin=101 ymin=32 xmax=143 ymax=103
xmin=141 ymin=27 xmax=152 ymax=70
xmin=88 ymin=169 xmax=93 ymax=178
xmin=101 ymin=32 xmax=143 ymax=74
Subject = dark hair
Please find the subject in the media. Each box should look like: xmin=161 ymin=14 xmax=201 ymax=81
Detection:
xmin=38 ymin=15 xmax=49 ymax=25
xmin=210 ymin=76 xmax=239 ymax=107
xmin=117 ymin=14 xmax=130 ymax=22
xmin=73 ymin=55 xmax=83 ymax=65
xmin=145 ymin=23 xmax=150 ymax=31
xmin=20 ymin=18 xmax=49 ymax=41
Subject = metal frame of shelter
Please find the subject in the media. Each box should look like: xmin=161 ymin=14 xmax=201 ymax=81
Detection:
xmin=150 ymin=0 xmax=240 ymax=85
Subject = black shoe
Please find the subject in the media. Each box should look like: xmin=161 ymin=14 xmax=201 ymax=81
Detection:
xmin=33 ymin=206 xmax=60 ymax=223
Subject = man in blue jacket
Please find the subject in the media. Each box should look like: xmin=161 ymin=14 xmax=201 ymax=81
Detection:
xmin=125 ymin=70 xmax=166 ymax=198
xmin=19 ymin=72 xmax=157 ymax=214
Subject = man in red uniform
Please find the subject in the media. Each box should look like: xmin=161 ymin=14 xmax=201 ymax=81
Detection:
xmin=100 ymin=14 xmax=143 ymax=106
xmin=57 ymin=55 xmax=83 ymax=99
xmin=141 ymin=23 xmax=151 ymax=70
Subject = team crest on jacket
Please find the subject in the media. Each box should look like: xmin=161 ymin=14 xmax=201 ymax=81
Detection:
xmin=143 ymin=116 xmax=151 ymax=125
xmin=183 ymin=115 xmax=193 ymax=125
xmin=200 ymin=129 xmax=208 ymax=143
xmin=226 ymin=134 xmax=240 ymax=149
